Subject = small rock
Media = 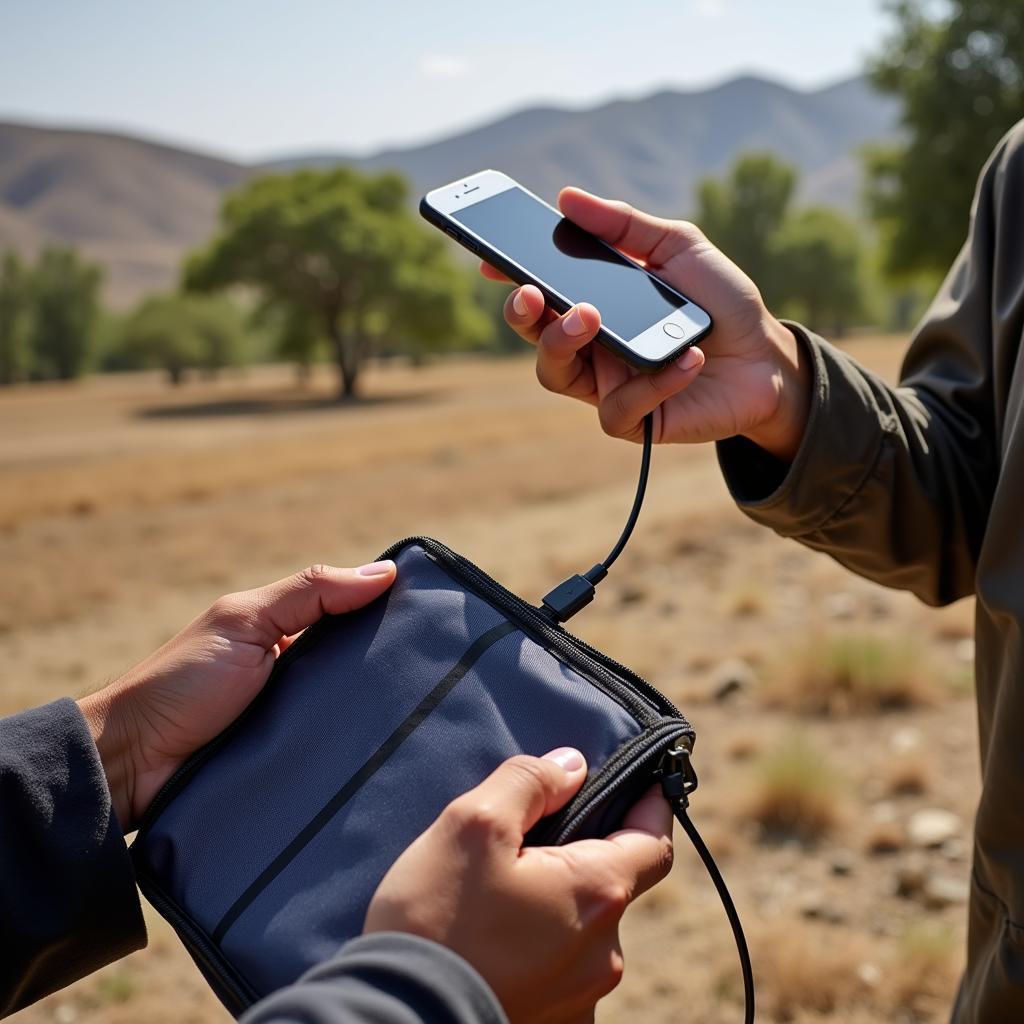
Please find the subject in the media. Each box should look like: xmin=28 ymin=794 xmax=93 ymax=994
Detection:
xmin=710 ymin=659 xmax=757 ymax=702
xmin=830 ymin=850 xmax=856 ymax=877
xmin=823 ymin=592 xmax=857 ymax=619
xmin=955 ymin=638 xmax=976 ymax=664
xmin=798 ymin=891 xmax=847 ymax=924
xmin=857 ymin=962 xmax=883 ymax=987
xmin=889 ymin=726 xmax=922 ymax=754
xmin=923 ymin=874 xmax=970 ymax=909
xmin=908 ymin=808 xmax=962 ymax=848
xmin=942 ymin=837 xmax=968 ymax=862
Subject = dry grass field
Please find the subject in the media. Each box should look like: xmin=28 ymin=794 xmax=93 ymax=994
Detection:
xmin=2 ymin=340 xmax=979 ymax=1024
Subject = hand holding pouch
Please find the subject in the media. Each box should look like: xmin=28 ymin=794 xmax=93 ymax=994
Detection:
xmin=131 ymin=537 xmax=695 ymax=1014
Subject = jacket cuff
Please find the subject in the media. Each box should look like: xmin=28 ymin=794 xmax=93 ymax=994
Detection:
xmin=241 ymin=931 xmax=508 ymax=1024
xmin=716 ymin=322 xmax=888 ymax=537
xmin=0 ymin=698 xmax=147 ymax=1014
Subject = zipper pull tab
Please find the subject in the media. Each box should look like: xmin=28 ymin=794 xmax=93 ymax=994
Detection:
xmin=658 ymin=742 xmax=698 ymax=810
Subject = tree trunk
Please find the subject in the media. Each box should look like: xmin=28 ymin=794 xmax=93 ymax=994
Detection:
xmin=326 ymin=319 xmax=359 ymax=400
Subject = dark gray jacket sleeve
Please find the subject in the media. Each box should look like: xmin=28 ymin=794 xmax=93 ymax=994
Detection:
xmin=715 ymin=122 xmax=1024 ymax=607
xmin=1 ymin=699 xmax=506 ymax=1024
xmin=240 ymin=932 xmax=509 ymax=1024
xmin=0 ymin=698 xmax=147 ymax=1016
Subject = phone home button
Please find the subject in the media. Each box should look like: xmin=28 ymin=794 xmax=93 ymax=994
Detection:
xmin=663 ymin=322 xmax=686 ymax=339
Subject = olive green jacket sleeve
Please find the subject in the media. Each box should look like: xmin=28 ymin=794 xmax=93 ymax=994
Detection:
xmin=717 ymin=123 xmax=1024 ymax=607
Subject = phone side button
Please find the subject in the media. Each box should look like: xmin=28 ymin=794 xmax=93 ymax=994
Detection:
xmin=445 ymin=228 xmax=460 ymax=240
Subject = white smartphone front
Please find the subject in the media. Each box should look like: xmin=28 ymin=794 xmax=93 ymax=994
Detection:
xmin=421 ymin=169 xmax=712 ymax=371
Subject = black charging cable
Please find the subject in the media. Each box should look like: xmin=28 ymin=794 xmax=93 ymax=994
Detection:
xmin=660 ymin=747 xmax=756 ymax=1024
xmin=539 ymin=412 xmax=654 ymax=623
xmin=538 ymin=411 xmax=756 ymax=1024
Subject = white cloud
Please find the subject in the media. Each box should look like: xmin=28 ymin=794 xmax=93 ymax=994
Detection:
xmin=694 ymin=0 xmax=726 ymax=17
xmin=419 ymin=54 xmax=470 ymax=80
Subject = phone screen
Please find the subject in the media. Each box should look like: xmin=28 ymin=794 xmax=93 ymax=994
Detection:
xmin=451 ymin=186 xmax=688 ymax=341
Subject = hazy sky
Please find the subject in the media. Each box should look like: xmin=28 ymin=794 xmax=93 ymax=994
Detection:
xmin=0 ymin=0 xmax=890 ymax=161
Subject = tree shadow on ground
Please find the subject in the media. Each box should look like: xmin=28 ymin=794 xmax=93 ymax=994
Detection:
xmin=135 ymin=390 xmax=440 ymax=420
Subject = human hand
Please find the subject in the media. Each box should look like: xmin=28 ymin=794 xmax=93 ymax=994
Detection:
xmin=78 ymin=561 xmax=397 ymax=831
xmin=483 ymin=187 xmax=812 ymax=461
xmin=364 ymin=747 xmax=674 ymax=1024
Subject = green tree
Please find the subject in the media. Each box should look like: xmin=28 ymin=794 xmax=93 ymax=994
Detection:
xmin=695 ymin=153 xmax=796 ymax=306
xmin=866 ymin=0 xmax=1024 ymax=276
xmin=775 ymin=207 xmax=865 ymax=335
xmin=30 ymin=247 xmax=102 ymax=380
xmin=110 ymin=293 xmax=245 ymax=385
xmin=185 ymin=168 xmax=486 ymax=398
xmin=0 ymin=252 xmax=32 ymax=385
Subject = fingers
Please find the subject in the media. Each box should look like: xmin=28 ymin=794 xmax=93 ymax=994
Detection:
xmin=597 ymin=346 xmax=705 ymax=441
xmin=533 ymin=304 xmax=602 ymax=401
xmin=479 ymin=260 xmax=512 ymax=283
xmin=447 ymin=748 xmax=588 ymax=849
xmin=502 ymin=284 xmax=549 ymax=343
xmin=558 ymin=187 xmax=705 ymax=268
xmin=603 ymin=787 xmax=675 ymax=898
xmin=210 ymin=561 xmax=397 ymax=647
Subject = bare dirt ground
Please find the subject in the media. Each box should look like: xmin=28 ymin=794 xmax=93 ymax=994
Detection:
xmin=2 ymin=341 xmax=979 ymax=1024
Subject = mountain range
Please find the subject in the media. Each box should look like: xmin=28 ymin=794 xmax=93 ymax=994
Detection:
xmin=0 ymin=74 xmax=898 ymax=306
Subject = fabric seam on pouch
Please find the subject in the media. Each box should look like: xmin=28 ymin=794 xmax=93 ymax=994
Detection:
xmin=210 ymin=618 xmax=518 ymax=945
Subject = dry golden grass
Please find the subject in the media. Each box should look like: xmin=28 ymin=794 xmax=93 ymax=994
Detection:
xmin=883 ymin=924 xmax=960 ymax=1019
xmin=884 ymin=754 xmax=931 ymax=797
xmin=745 ymin=736 xmax=843 ymax=844
xmin=0 ymin=338 xmax=977 ymax=1024
xmin=864 ymin=821 xmax=907 ymax=856
xmin=764 ymin=631 xmax=936 ymax=716
xmin=754 ymin=921 xmax=874 ymax=1020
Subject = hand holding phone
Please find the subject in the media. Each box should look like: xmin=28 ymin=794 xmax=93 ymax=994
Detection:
xmin=425 ymin=176 xmax=812 ymax=461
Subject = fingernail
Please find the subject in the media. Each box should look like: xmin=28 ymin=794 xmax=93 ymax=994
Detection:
xmin=512 ymin=290 xmax=528 ymax=316
xmin=676 ymin=346 xmax=702 ymax=371
xmin=543 ymin=746 xmax=585 ymax=771
xmin=356 ymin=560 xmax=395 ymax=577
xmin=563 ymin=306 xmax=587 ymax=336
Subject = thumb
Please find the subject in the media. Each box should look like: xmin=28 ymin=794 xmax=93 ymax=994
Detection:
xmin=210 ymin=561 xmax=397 ymax=646
xmin=454 ymin=748 xmax=588 ymax=848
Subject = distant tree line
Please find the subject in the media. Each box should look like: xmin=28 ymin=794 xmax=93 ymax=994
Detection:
xmin=695 ymin=153 xmax=866 ymax=336
xmin=0 ymin=248 xmax=102 ymax=385
xmin=2 ymin=0 xmax=1018 ymax=394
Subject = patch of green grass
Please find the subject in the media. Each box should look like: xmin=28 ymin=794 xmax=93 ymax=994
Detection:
xmin=95 ymin=968 xmax=138 ymax=1005
xmin=747 ymin=735 xmax=843 ymax=843
xmin=765 ymin=632 xmax=935 ymax=715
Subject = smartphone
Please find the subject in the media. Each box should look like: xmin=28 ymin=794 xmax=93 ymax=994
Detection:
xmin=420 ymin=169 xmax=712 ymax=372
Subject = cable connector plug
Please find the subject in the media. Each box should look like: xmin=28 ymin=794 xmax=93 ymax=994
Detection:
xmin=540 ymin=564 xmax=609 ymax=623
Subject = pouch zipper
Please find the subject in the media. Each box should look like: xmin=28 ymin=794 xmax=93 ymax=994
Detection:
xmin=136 ymin=871 xmax=258 ymax=1013
xmin=539 ymin=721 xmax=693 ymax=845
xmin=380 ymin=536 xmax=686 ymax=727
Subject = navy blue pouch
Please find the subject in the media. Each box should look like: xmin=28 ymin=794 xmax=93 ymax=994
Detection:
xmin=130 ymin=536 xmax=708 ymax=1015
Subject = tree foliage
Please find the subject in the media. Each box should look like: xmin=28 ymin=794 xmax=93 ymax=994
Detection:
xmin=0 ymin=253 xmax=31 ymax=385
xmin=865 ymin=0 xmax=1024 ymax=276
xmin=28 ymin=247 xmax=102 ymax=381
xmin=695 ymin=154 xmax=866 ymax=333
xmin=696 ymin=153 xmax=796 ymax=307
xmin=185 ymin=167 xmax=490 ymax=398
xmin=108 ymin=293 xmax=245 ymax=384
xmin=775 ymin=207 xmax=865 ymax=335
